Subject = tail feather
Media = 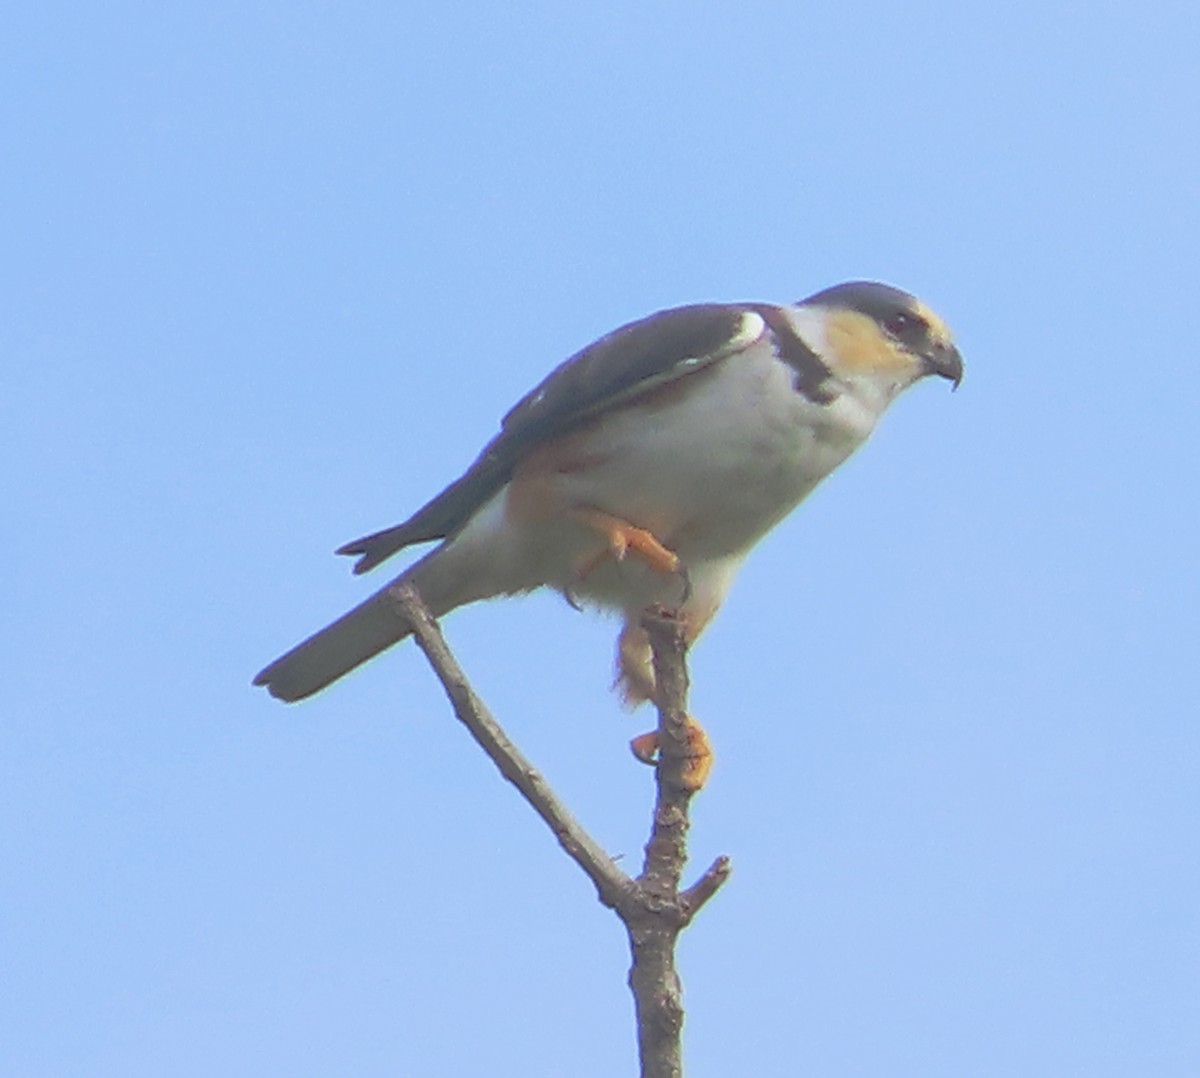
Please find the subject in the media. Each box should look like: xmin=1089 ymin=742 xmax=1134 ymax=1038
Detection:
xmin=252 ymin=584 xmax=412 ymax=702
xmin=257 ymin=494 xmax=527 ymax=702
xmin=254 ymin=543 xmax=475 ymax=702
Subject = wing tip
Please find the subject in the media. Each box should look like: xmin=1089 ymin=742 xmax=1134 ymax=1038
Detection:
xmin=334 ymin=522 xmax=423 ymax=575
xmin=333 ymin=540 xmax=376 ymax=575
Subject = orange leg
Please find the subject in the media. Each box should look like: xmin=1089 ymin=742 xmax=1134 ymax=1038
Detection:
xmin=568 ymin=506 xmax=680 ymax=577
xmin=629 ymin=716 xmax=714 ymax=791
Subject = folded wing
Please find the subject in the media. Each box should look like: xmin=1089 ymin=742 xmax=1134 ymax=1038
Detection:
xmin=337 ymin=303 xmax=762 ymax=573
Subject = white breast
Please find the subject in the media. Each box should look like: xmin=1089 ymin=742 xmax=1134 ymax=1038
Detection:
xmin=553 ymin=336 xmax=877 ymax=561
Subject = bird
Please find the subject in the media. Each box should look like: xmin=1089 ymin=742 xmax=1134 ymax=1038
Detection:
xmin=254 ymin=280 xmax=962 ymax=784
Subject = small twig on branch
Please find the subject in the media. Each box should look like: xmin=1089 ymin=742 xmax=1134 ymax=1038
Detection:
xmin=388 ymin=584 xmax=732 ymax=1078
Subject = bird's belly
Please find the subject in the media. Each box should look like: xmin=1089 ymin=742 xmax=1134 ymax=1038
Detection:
xmin=553 ymin=352 xmax=865 ymax=560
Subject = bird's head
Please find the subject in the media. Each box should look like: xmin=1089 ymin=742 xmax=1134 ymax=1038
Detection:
xmin=799 ymin=281 xmax=963 ymax=406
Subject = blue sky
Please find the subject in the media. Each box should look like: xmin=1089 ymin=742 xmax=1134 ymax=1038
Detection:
xmin=3 ymin=2 xmax=1197 ymax=1075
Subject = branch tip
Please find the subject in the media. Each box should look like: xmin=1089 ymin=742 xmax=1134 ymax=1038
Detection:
xmin=681 ymin=855 xmax=733 ymax=920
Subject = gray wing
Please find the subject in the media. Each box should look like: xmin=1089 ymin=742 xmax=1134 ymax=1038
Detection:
xmin=337 ymin=302 xmax=762 ymax=573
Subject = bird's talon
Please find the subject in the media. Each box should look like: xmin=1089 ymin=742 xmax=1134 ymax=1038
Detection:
xmin=677 ymin=563 xmax=693 ymax=604
xmin=630 ymin=731 xmax=660 ymax=765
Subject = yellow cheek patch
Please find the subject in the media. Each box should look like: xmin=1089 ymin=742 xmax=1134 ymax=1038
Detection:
xmin=912 ymin=299 xmax=955 ymax=351
xmin=823 ymin=309 xmax=917 ymax=379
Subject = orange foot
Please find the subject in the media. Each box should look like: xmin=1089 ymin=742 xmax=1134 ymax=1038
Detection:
xmin=570 ymin=506 xmax=680 ymax=572
xmin=630 ymin=715 xmax=714 ymax=791
xmin=567 ymin=507 xmax=690 ymax=601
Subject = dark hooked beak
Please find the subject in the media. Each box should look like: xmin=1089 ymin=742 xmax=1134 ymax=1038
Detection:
xmin=924 ymin=341 xmax=964 ymax=390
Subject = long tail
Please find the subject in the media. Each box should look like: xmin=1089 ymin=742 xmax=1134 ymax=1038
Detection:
xmin=253 ymin=548 xmax=457 ymax=702
xmin=255 ymin=489 xmax=539 ymax=702
xmin=252 ymin=584 xmax=412 ymax=702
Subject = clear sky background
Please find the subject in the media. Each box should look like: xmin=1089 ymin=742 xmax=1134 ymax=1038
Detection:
xmin=3 ymin=3 xmax=1197 ymax=1076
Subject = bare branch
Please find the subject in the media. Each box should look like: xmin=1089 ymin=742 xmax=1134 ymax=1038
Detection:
xmin=623 ymin=606 xmax=733 ymax=1078
xmin=389 ymin=585 xmax=732 ymax=1078
xmin=388 ymin=583 xmax=631 ymax=910
xmin=639 ymin=605 xmax=698 ymax=896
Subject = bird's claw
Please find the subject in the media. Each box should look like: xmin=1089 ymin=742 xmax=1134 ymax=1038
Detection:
xmin=563 ymin=582 xmax=585 ymax=612
xmin=676 ymin=562 xmax=692 ymax=605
